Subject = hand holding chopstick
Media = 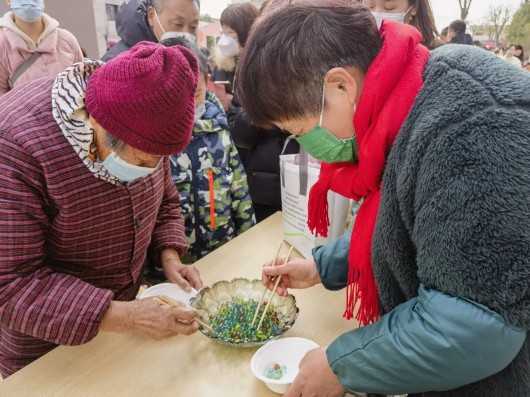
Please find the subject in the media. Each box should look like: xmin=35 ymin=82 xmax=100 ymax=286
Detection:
xmin=256 ymin=246 xmax=295 ymax=332
xmin=154 ymin=295 xmax=215 ymax=334
xmin=251 ymin=241 xmax=285 ymax=327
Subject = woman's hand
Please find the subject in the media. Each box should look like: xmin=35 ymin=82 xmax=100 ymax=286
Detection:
xmin=262 ymin=257 xmax=321 ymax=296
xmin=100 ymin=298 xmax=199 ymax=340
xmin=161 ymin=249 xmax=202 ymax=292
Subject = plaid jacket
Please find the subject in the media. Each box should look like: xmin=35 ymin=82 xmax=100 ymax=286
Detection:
xmin=0 ymin=77 xmax=188 ymax=377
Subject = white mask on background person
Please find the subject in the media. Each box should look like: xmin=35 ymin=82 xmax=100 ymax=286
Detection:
xmin=11 ymin=0 xmax=44 ymax=22
xmin=155 ymin=10 xmax=197 ymax=44
xmin=372 ymin=6 xmax=412 ymax=30
xmin=217 ymin=34 xmax=240 ymax=58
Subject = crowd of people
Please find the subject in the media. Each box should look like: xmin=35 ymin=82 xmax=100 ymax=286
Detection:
xmin=0 ymin=0 xmax=529 ymax=396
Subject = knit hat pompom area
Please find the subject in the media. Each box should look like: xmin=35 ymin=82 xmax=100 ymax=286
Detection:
xmin=85 ymin=41 xmax=199 ymax=156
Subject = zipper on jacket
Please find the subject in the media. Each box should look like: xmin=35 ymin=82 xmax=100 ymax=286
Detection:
xmin=189 ymin=143 xmax=203 ymax=259
xmin=208 ymin=169 xmax=216 ymax=229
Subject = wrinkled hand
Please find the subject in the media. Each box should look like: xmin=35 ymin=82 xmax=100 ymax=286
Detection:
xmin=101 ymin=298 xmax=199 ymax=340
xmin=262 ymin=257 xmax=321 ymax=296
xmin=161 ymin=249 xmax=202 ymax=292
xmin=285 ymin=347 xmax=345 ymax=397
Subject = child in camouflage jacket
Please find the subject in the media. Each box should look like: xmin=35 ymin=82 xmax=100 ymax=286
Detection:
xmin=168 ymin=41 xmax=255 ymax=261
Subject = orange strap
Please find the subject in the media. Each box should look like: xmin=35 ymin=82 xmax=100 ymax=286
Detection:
xmin=208 ymin=169 xmax=215 ymax=229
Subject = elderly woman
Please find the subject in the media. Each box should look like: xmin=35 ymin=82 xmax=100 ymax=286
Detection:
xmin=238 ymin=2 xmax=529 ymax=397
xmin=0 ymin=42 xmax=203 ymax=378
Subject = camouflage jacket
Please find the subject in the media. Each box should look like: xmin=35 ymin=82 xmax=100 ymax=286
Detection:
xmin=170 ymin=90 xmax=255 ymax=261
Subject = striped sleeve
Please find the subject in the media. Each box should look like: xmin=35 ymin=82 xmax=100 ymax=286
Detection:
xmin=0 ymin=135 xmax=113 ymax=346
xmin=150 ymin=159 xmax=188 ymax=259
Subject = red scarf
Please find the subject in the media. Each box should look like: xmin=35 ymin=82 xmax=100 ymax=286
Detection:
xmin=307 ymin=21 xmax=430 ymax=326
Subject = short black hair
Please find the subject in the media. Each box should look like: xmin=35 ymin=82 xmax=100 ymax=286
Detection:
xmin=449 ymin=20 xmax=466 ymax=35
xmin=161 ymin=37 xmax=208 ymax=79
xmin=236 ymin=3 xmax=381 ymax=126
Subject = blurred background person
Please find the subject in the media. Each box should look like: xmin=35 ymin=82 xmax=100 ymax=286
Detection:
xmin=473 ymin=40 xmax=487 ymax=50
xmin=199 ymin=45 xmax=213 ymax=75
xmin=101 ymin=0 xmax=199 ymax=62
xmin=212 ymin=3 xmax=258 ymax=98
xmin=0 ymin=0 xmax=82 ymax=95
xmin=505 ymin=46 xmax=523 ymax=69
xmin=440 ymin=26 xmax=449 ymax=43
xmin=432 ymin=25 xmax=449 ymax=48
xmin=218 ymin=2 xmax=299 ymax=223
xmin=495 ymin=46 xmax=506 ymax=58
xmin=447 ymin=19 xmax=473 ymax=45
xmin=509 ymin=44 xmax=525 ymax=65
xmin=361 ymin=0 xmax=438 ymax=49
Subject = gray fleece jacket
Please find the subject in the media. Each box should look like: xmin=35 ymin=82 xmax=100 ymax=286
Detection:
xmin=314 ymin=45 xmax=530 ymax=396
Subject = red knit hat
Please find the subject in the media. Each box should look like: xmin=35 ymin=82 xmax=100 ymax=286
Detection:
xmin=85 ymin=41 xmax=199 ymax=156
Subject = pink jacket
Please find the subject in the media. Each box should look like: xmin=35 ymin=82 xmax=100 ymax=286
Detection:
xmin=0 ymin=12 xmax=83 ymax=95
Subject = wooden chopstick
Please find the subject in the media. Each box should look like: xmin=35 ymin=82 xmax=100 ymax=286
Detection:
xmin=153 ymin=296 xmax=215 ymax=334
xmin=256 ymin=246 xmax=294 ymax=332
xmin=251 ymin=241 xmax=284 ymax=327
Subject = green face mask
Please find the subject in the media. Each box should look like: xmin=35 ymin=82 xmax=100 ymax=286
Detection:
xmin=295 ymin=88 xmax=358 ymax=163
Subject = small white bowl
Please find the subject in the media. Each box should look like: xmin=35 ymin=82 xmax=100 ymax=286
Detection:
xmin=139 ymin=283 xmax=197 ymax=305
xmin=250 ymin=337 xmax=319 ymax=394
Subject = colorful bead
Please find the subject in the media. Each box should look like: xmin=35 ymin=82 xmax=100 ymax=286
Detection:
xmin=266 ymin=363 xmax=287 ymax=380
xmin=209 ymin=298 xmax=283 ymax=343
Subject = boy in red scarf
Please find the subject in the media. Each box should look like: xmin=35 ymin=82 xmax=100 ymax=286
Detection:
xmin=237 ymin=2 xmax=529 ymax=397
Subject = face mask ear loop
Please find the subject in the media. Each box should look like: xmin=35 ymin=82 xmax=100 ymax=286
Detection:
xmin=319 ymin=85 xmax=326 ymax=127
xmin=154 ymin=9 xmax=166 ymax=41
xmin=403 ymin=5 xmax=413 ymax=22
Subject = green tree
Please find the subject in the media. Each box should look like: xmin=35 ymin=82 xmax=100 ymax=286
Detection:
xmin=506 ymin=2 xmax=530 ymax=53
xmin=200 ymin=14 xmax=213 ymax=22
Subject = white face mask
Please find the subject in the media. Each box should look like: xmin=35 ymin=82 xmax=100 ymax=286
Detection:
xmin=154 ymin=10 xmax=197 ymax=44
xmin=217 ymin=34 xmax=240 ymax=58
xmin=372 ymin=6 xmax=412 ymax=30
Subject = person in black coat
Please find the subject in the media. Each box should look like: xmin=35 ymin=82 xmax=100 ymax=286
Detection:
xmin=448 ymin=19 xmax=473 ymax=45
xmin=229 ymin=103 xmax=299 ymax=222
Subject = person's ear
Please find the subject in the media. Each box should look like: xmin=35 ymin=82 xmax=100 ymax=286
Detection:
xmin=323 ymin=67 xmax=358 ymax=107
xmin=146 ymin=5 xmax=155 ymax=29
xmin=410 ymin=4 xmax=418 ymax=17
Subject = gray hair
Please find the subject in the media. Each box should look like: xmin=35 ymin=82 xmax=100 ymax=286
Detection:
xmin=150 ymin=0 xmax=200 ymax=12
xmin=104 ymin=132 xmax=127 ymax=155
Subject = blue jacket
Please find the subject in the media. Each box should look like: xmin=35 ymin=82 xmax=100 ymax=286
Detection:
xmin=315 ymin=45 xmax=529 ymax=396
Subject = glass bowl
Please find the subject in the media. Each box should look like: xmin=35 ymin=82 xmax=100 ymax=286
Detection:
xmin=190 ymin=278 xmax=299 ymax=348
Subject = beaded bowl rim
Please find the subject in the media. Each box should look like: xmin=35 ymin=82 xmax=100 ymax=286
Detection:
xmin=190 ymin=277 xmax=300 ymax=348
